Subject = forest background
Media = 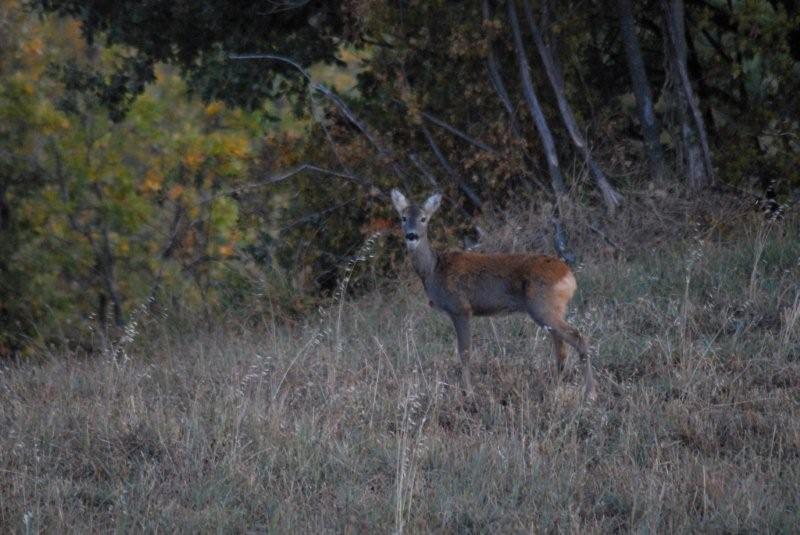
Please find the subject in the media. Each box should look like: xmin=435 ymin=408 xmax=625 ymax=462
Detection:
xmin=2 ymin=0 xmax=797 ymax=354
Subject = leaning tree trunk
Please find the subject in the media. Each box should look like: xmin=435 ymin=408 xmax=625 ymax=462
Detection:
xmin=484 ymin=0 xmax=523 ymax=138
xmin=661 ymin=0 xmax=714 ymax=187
xmin=616 ymin=0 xmax=666 ymax=181
xmin=507 ymin=0 xmax=567 ymax=196
xmin=522 ymin=0 xmax=622 ymax=212
xmin=482 ymin=0 xmax=547 ymax=192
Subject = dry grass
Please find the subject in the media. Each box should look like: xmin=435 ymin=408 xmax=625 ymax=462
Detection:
xmin=1 ymin=204 xmax=799 ymax=533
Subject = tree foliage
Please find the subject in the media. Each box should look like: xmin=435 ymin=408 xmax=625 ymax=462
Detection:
xmin=2 ymin=0 xmax=798 ymax=355
xmin=1 ymin=0 xmax=273 ymax=353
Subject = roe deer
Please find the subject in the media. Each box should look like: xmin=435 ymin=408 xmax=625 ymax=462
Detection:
xmin=391 ymin=189 xmax=596 ymax=400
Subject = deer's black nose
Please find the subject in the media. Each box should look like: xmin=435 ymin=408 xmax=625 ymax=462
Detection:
xmin=405 ymin=232 xmax=419 ymax=241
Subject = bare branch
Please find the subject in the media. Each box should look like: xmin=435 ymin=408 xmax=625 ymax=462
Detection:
xmin=230 ymin=53 xmax=410 ymax=185
xmin=279 ymin=198 xmax=356 ymax=235
xmin=421 ymin=125 xmax=482 ymax=211
xmin=407 ymin=152 xmax=440 ymax=188
xmin=419 ymin=110 xmax=498 ymax=154
xmin=259 ymin=0 xmax=311 ymax=15
xmin=588 ymin=223 xmax=622 ymax=251
xmin=205 ymin=163 xmax=379 ymax=203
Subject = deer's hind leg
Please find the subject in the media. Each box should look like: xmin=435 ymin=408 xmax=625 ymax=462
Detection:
xmin=551 ymin=332 xmax=568 ymax=376
xmin=526 ymin=299 xmax=596 ymax=400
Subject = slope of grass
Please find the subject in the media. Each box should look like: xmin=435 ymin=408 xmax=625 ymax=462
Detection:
xmin=1 ymin=211 xmax=799 ymax=532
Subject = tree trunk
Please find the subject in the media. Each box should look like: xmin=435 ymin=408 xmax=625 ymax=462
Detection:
xmin=662 ymin=0 xmax=714 ymax=186
xmin=617 ymin=0 xmax=667 ymax=181
xmin=522 ymin=0 xmax=622 ymax=211
xmin=482 ymin=0 xmax=546 ymax=192
xmin=484 ymin=0 xmax=523 ymax=138
xmin=507 ymin=0 xmax=567 ymax=195
xmin=486 ymin=49 xmax=523 ymax=138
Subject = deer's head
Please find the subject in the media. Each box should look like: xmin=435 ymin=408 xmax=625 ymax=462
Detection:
xmin=390 ymin=189 xmax=442 ymax=251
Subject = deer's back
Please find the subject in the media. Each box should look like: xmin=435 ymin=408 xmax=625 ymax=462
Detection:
xmin=430 ymin=251 xmax=575 ymax=316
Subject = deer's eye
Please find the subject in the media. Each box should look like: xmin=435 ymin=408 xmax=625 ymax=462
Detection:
xmin=401 ymin=216 xmax=407 ymax=222
xmin=420 ymin=217 xmax=426 ymax=223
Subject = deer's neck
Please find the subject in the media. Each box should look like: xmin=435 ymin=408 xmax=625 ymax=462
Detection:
xmin=409 ymin=237 xmax=438 ymax=282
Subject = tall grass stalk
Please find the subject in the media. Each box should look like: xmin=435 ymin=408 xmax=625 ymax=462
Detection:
xmin=330 ymin=231 xmax=382 ymax=388
xmin=748 ymin=224 xmax=770 ymax=302
xmin=394 ymin=378 xmax=435 ymax=534
xmin=779 ymin=292 xmax=800 ymax=359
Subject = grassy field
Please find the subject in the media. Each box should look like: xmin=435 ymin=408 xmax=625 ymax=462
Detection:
xmin=1 ymin=201 xmax=799 ymax=532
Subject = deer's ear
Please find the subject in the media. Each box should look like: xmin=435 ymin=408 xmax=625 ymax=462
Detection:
xmin=391 ymin=189 xmax=409 ymax=214
xmin=422 ymin=192 xmax=442 ymax=217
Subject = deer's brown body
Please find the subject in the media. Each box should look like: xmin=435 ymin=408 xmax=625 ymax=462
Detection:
xmin=425 ymin=252 xmax=574 ymax=316
xmin=392 ymin=190 xmax=595 ymax=398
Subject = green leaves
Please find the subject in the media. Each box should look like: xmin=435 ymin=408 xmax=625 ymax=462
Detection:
xmin=32 ymin=0 xmax=348 ymax=116
xmin=0 ymin=1 xmax=275 ymax=353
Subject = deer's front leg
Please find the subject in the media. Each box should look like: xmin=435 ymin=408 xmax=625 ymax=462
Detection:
xmin=450 ymin=313 xmax=473 ymax=392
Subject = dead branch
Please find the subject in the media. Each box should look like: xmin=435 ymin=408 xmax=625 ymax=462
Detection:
xmin=230 ymin=53 xmax=410 ymax=185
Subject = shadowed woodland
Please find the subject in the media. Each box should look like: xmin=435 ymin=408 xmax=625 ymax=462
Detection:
xmin=1 ymin=0 xmax=799 ymax=531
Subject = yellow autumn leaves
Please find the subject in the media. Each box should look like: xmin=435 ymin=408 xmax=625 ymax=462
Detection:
xmin=181 ymin=133 xmax=252 ymax=172
xmin=0 ymin=0 xmax=272 ymax=352
xmin=141 ymin=169 xmax=163 ymax=193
